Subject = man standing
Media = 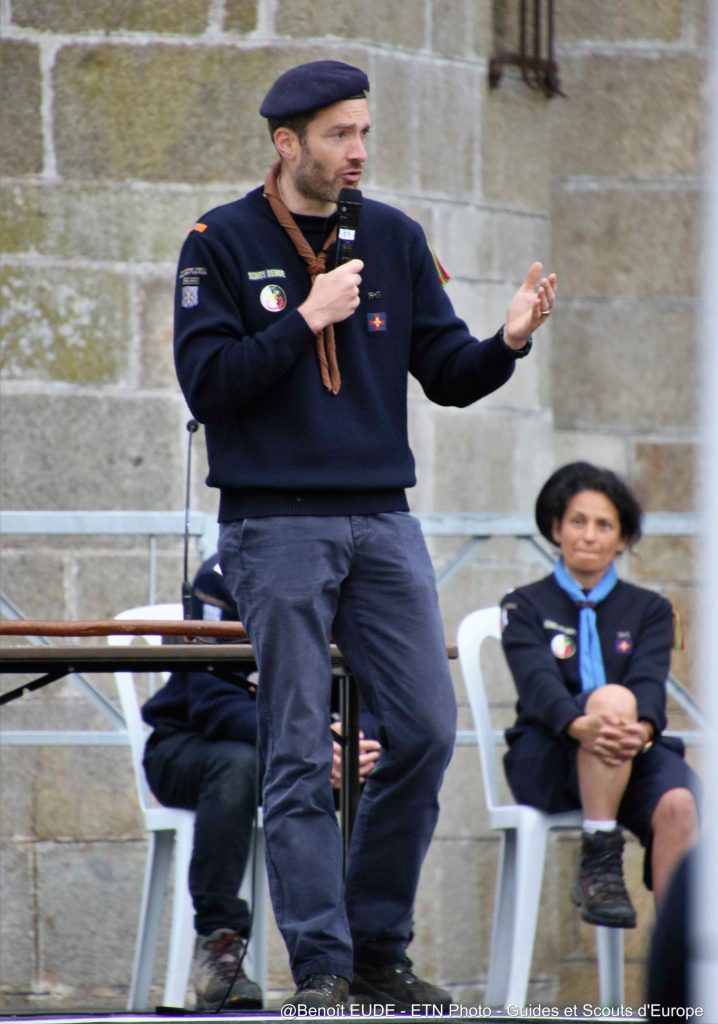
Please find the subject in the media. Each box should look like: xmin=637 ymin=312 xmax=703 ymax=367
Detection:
xmin=173 ymin=59 xmax=556 ymax=1011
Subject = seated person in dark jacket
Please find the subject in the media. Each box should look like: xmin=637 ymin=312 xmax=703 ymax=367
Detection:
xmin=142 ymin=554 xmax=380 ymax=1011
xmin=499 ymin=462 xmax=699 ymax=929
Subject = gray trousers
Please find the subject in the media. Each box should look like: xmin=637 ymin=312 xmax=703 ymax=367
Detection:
xmin=218 ymin=512 xmax=457 ymax=983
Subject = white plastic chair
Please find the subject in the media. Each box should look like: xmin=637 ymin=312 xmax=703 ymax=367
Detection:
xmin=109 ymin=604 xmax=266 ymax=1010
xmin=457 ymin=606 xmax=623 ymax=1009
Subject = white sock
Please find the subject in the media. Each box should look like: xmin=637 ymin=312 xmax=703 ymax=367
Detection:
xmin=583 ymin=818 xmax=617 ymax=833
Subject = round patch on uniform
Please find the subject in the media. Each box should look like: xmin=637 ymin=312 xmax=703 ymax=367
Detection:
xmin=551 ymin=634 xmax=576 ymax=659
xmin=260 ymin=284 xmax=287 ymax=312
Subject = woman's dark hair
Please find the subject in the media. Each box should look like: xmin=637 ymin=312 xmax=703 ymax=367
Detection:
xmin=535 ymin=461 xmax=643 ymax=547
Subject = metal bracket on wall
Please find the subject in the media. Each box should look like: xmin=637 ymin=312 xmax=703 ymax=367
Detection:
xmin=489 ymin=0 xmax=565 ymax=98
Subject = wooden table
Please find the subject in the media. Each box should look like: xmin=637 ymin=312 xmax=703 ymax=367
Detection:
xmin=0 ymin=620 xmax=456 ymax=860
xmin=0 ymin=623 xmax=361 ymax=863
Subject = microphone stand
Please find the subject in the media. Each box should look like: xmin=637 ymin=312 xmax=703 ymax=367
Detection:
xmin=182 ymin=419 xmax=199 ymax=622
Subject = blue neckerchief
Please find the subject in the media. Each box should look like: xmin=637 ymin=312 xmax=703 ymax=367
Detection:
xmin=552 ymin=558 xmax=618 ymax=692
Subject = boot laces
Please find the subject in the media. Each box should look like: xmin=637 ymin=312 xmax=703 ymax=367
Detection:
xmin=584 ymin=841 xmax=629 ymax=896
xmin=205 ymin=931 xmax=248 ymax=982
xmin=300 ymin=974 xmax=343 ymax=996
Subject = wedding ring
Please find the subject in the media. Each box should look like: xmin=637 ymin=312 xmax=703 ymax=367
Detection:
xmin=540 ymin=308 xmax=551 ymax=317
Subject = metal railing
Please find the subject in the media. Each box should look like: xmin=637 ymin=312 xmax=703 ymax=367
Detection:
xmin=0 ymin=509 xmax=704 ymax=746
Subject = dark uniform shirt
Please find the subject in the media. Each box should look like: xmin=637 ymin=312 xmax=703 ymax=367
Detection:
xmin=500 ymin=573 xmax=672 ymax=742
xmin=142 ymin=555 xmax=257 ymax=745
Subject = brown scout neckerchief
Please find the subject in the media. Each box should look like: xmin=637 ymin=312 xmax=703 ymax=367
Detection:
xmin=263 ymin=162 xmax=341 ymax=395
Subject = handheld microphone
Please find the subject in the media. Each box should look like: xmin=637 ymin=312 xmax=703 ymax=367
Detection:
xmin=182 ymin=418 xmax=199 ymax=622
xmin=334 ymin=188 xmax=363 ymax=268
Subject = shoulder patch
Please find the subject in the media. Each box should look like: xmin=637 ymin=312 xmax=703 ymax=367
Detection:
xmin=191 ymin=222 xmax=208 ymax=234
xmin=430 ymin=248 xmax=451 ymax=287
xmin=673 ymin=610 xmax=685 ymax=651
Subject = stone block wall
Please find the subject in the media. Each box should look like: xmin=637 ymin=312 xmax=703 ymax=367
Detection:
xmin=532 ymin=0 xmax=706 ymax=1003
xmin=0 ymin=0 xmax=706 ymax=1012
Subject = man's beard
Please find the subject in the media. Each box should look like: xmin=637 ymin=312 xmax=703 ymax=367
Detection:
xmin=293 ymin=144 xmax=339 ymax=206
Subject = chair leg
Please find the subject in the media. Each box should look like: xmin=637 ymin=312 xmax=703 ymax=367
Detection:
xmin=241 ymin=821 xmax=267 ymax=999
xmin=485 ymin=830 xmax=517 ymax=1006
xmin=128 ymin=831 xmax=174 ymax=1011
xmin=495 ymin=819 xmax=550 ymax=1008
xmin=161 ymin=824 xmax=195 ymax=1009
xmin=506 ymin=823 xmax=549 ymax=1006
xmin=596 ymin=926 xmax=624 ymax=1006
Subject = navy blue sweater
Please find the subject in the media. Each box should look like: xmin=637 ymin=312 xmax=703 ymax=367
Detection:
xmin=174 ymin=185 xmax=522 ymax=519
xmin=500 ymin=575 xmax=673 ymax=741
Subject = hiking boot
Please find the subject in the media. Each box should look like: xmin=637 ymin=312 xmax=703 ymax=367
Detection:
xmin=193 ymin=927 xmax=263 ymax=1010
xmin=351 ymin=957 xmax=453 ymax=1012
xmin=571 ymin=828 xmax=637 ymax=928
xmin=283 ymin=974 xmax=349 ymax=1011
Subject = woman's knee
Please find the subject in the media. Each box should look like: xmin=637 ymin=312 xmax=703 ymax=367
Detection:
xmin=585 ymin=683 xmax=637 ymax=718
xmin=652 ymin=787 xmax=699 ymax=836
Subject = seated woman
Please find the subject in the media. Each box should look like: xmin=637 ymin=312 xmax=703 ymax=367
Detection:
xmin=499 ymin=461 xmax=699 ymax=928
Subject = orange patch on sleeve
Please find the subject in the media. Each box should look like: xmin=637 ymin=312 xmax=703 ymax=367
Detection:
xmin=192 ymin=222 xmax=208 ymax=233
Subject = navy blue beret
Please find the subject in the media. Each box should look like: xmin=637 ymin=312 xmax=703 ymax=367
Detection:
xmin=260 ymin=60 xmax=369 ymax=120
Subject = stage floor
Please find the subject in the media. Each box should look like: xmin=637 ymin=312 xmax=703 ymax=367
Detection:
xmin=0 ymin=1012 xmax=647 ymax=1024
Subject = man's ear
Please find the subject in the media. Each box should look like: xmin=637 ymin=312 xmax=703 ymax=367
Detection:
xmin=551 ymin=517 xmax=562 ymax=545
xmin=273 ymin=126 xmax=298 ymax=161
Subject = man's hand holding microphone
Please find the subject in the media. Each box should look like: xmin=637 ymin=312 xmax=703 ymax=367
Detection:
xmin=298 ymin=258 xmax=364 ymax=335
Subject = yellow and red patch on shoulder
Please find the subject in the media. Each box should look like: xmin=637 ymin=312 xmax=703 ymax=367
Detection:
xmin=430 ymin=248 xmax=451 ymax=286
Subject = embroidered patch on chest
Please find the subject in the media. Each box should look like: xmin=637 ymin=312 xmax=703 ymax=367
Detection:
xmin=260 ymin=284 xmax=287 ymax=312
xmin=551 ymin=634 xmax=576 ymax=660
xmin=248 ymin=268 xmax=287 ymax=281
xmin=615 ymin=634 xmax=633 ymax=654
xmin=367 ymin=312 xmax=387 ymax=332
xmin=543 ymin=619 xmax=576 ymax=635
